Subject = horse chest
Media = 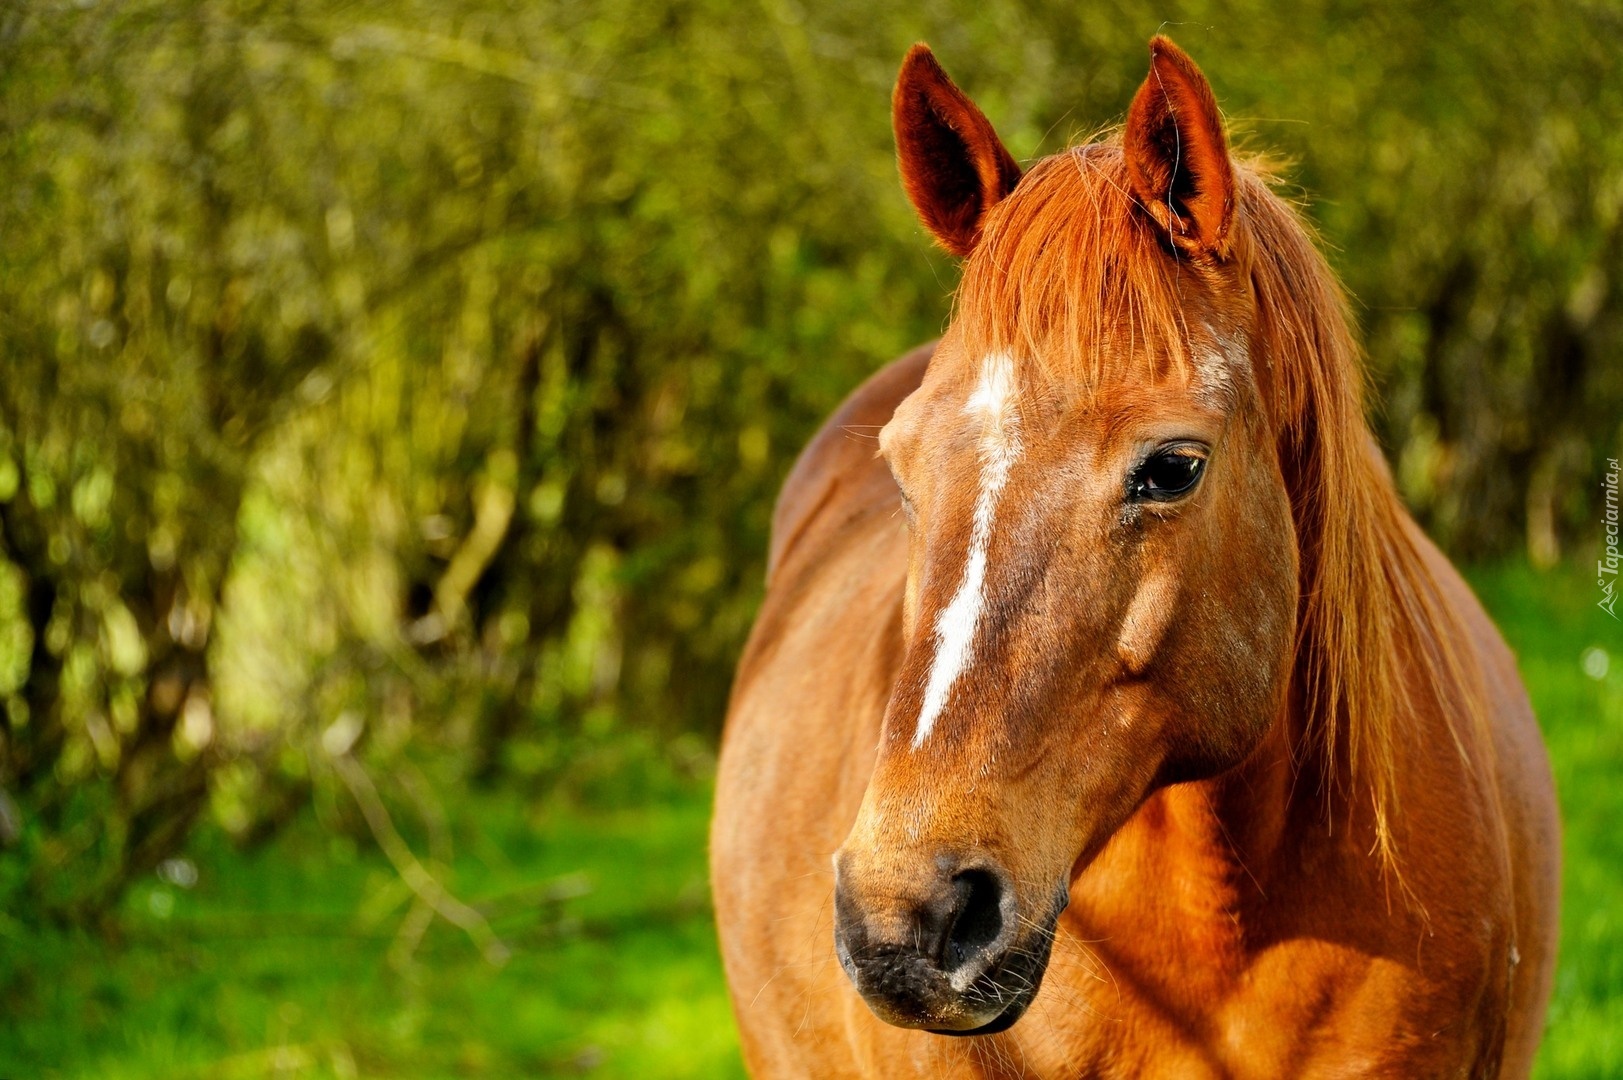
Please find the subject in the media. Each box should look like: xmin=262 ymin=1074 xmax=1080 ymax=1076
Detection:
xmin=965 ymin=932 xmax=1498 ymax=1080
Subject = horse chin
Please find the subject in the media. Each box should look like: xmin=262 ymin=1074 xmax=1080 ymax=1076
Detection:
xmin=927 ymin=998 xmax=1028 ymax=1038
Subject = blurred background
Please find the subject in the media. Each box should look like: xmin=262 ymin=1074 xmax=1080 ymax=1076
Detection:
xmin=0 ymin=0 xmax=1619 ymax=1076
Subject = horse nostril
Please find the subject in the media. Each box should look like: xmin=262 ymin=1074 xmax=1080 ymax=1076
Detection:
xmin=945 ymin=868 xmax=1005 ymax=970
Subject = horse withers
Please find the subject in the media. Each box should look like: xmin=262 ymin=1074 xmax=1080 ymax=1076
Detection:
xmin=711 ymin=37 xmax=1559 ymax=1077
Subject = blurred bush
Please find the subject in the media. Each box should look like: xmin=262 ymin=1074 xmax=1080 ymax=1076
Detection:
xmin=0 ymin=0 xmax=1618 ymax=917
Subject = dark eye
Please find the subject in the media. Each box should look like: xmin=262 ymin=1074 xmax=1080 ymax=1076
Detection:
xmin=1129 ymin=444 xmax=1208 ymax=503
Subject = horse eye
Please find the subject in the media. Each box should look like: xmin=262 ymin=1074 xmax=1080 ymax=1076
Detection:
xmin=1129 ymin=445 xmax=1208 ymax=503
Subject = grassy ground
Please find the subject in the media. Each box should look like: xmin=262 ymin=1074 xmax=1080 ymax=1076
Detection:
xmin=1 ymin=561 xmax=1619 ymax=1077
xmin=0 ymin=783 xmax=745 ymax=1079
xmin=1469 ymin=562 xmax=1623 ymax=1078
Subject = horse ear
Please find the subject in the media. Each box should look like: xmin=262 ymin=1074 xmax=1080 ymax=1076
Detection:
xmin=1124 ymin=36 xmax=1236 ymax=258
xmin=892 ymin=44 xmax=1022 ymax=257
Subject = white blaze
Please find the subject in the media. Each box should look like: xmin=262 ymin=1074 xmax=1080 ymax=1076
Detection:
xmin=1194 ymin=322 xmax=1241 ymax=408
xmin=913 ymin=352 xmax=1022 ymax=748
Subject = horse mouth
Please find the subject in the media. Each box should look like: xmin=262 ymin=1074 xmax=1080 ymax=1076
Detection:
xmin=836 ymin=890 xmax=1066 ymax=1038
xmin=925 ymin=915 xmax=1061 ymax=1037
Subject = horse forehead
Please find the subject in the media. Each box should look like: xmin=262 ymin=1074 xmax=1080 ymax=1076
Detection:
xmin=896 ymin=337 xmax=1237 ymax=466
xmin=1018 ymin=371 xmax=1233 ymax=458
xmin=881 ymin=354 xmax=1016 ymax=456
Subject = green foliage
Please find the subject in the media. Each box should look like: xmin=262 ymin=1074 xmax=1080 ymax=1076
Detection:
xmin=0 ymin=0 xmax=1619 ymax=920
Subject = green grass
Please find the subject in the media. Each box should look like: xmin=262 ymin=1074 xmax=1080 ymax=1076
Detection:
xmin=1468 ymin=562 xmax=1623 ymax=1078
xmin=0 ymin=782 xmax=746 ymax=1079
xmin=0 ymin=561 xmax=1619 ymax=1078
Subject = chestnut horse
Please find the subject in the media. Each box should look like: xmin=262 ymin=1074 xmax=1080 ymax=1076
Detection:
xmin=712 ymin=38 xmax=1559 ymax=1078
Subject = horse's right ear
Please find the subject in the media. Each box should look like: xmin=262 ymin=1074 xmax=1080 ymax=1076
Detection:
xmin=892 ymin=44 xmax=1022 ymax=258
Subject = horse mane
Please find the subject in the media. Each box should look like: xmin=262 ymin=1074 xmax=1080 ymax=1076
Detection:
xmin=952 ymin=142 xmax=1487 ymax=878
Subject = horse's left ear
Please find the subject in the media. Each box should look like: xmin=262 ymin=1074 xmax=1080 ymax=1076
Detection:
xmin=1124 ymin=36 xmax=1236 ymax=258
xmin=893 ymin=44 xmax=1023 ymax=257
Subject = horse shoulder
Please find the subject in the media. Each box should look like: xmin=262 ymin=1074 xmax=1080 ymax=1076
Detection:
xmin=1400 ymin=517 xmax=1561 ymax=1078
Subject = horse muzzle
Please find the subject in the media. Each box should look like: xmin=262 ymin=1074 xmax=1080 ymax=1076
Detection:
xmin=832 ymin=851 xmax=1065 ymax=1036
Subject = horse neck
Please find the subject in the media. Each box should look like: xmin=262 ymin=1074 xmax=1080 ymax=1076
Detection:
xmin=1117 ymin=681 xmax=1348 ymax=926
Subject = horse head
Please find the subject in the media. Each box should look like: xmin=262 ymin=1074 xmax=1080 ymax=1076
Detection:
xmin=832 ymin=38 xmax=1307 ymax=1035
